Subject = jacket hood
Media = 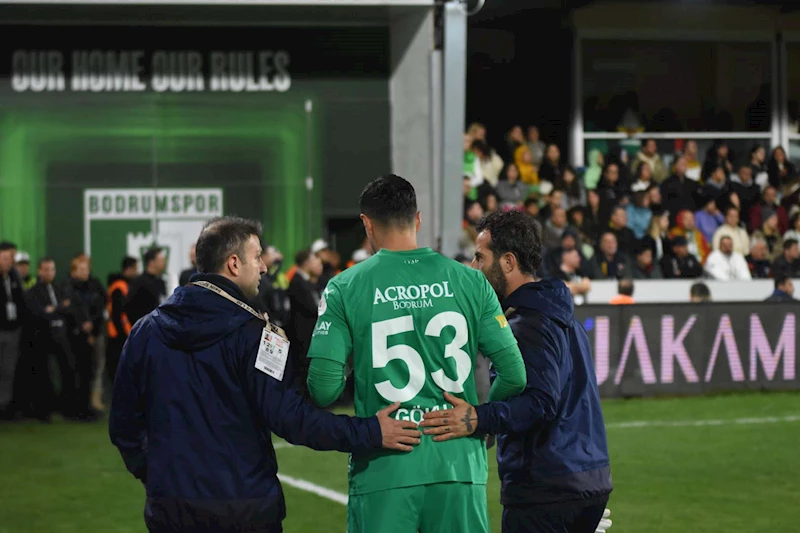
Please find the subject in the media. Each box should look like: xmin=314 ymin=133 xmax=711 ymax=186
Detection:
xmin=150 ymin=273 xmax=259 ymax=352
xmin=503 ymin=278 xmax=574 ymax=328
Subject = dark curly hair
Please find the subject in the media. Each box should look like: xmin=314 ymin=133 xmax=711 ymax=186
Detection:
xmin=475 ymin=209 xmax=542 ymax=276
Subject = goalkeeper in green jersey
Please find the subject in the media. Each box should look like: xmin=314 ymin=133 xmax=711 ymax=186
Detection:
xmin=305 ymin=174 xmax=527 ymax=533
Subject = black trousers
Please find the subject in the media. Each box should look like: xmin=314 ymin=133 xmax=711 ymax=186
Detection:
xmin=68 ymin=335 xmax=95 ymax=415
xmin=106 ymin=335 xmax=126 ymax=386
xmin=502 ymin=497 xmax=609 ymax=533
xmin=31 ymin=329 xmax=77 ymax=417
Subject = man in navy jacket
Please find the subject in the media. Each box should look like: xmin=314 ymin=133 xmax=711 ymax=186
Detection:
xmin=421 ymin=210 xmax=612 ymax=533
xmin=109 ymin=216 xmax=420 ymax=533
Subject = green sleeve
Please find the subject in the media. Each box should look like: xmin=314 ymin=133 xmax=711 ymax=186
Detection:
xmin=307 ymin=357 xmax=347 ymax=407
xmin=486 ymin=343 xmax=526 ymax=401
xmin=306 ymin=279 xmax=352 ymax=366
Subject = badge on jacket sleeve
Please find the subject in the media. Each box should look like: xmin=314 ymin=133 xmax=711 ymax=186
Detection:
xmin=255 ymin=327 xmax=290 ymax=380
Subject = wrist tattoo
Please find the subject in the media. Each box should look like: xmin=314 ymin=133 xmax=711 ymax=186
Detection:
xmin=461 ymin=406 xmax=477 ymax=434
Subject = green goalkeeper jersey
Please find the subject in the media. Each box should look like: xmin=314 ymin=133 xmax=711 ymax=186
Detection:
xmin=306 ymin=247 xmax=521 ymax=495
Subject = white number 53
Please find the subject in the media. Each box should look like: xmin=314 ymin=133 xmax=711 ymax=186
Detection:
xmin=372 ymin=311 xmax=471 ymax=403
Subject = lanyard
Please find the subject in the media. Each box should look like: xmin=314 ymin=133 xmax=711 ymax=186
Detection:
xmin=504 ymin=306 xmax=517 ymax=318
xmin=190 ymin=280 xmax=287 ymax=340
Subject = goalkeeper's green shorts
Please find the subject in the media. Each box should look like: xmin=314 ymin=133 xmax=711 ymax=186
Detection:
xmin=347 ymin=482 xmax=489 ymax=533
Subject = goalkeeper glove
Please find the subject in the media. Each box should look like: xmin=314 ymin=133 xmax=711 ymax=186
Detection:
xmin=595 ymin=508 xmax=611 ymax=533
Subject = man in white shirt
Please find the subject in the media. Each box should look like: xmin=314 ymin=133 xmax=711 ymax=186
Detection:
xmin=711 ymin=206 xmax=750 ymax=256
xmin=705 ymin=236 xmax=752 ymax=281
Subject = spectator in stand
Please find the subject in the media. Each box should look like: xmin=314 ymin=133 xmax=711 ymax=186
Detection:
xmin=661 ymin=156 xmax=698 ymax=225
xmin=472 ymin=140 xmax=504 ymax=189
xmin=513 ymin=144 xmax=539 ymax=185
xmin=576 ymin=190 xmax=601 ymax=245
xmin=747 ymin=145 xmax=769 ymax=188
xmin=631 ymin=139 xmax=668 ymax=184
xmin=609 ymin=279 xmax=635 ymax=305
xmin=751 ymin=213 xmax=784 ymax=263
xmin=701 ymin=141 xmax=734 ymax=182
xmin=746 ymin=238 xmax=772 ymax=279
xmin=539 ymin=189 xmax=562 ymax=222
xmin=669 ymin=210 xmax=710 ymax=264
xmin=543 ymin=207 xmax=570 ymax=251
xmin=523 ymin=196 xmax=540 ymax=219
xmin=647 ymin=183 xmax=663 ymax=212
xmin=712 ymin=206 xmax=750 ymax=255
xmin=584 ymin=149 xmax=604 ymax=190
xmin=694 ymin=190 xmax=724 ymax=244
xmin=481 ymin=192 xmax=499 ymax=215
xmin=555 ymin=166 xmax=586 ymax=211
xmin=730 ymin=165 xmax=761 ymax=219
xmin=704 ymin=166 xmax=730 ymax=195
xmin=764 ymin=274 xmax=797 ymax=302
xmin=506 ymin=125 xmax=525 ymax=157
xmin=542 ymin=230 xmax=591 ymax=279
xmin=630 ymin=162 xmax=654 ymax=193
xmin=660 ymin=236 xmax=703 ymax=279
xmin=632 ymin=242 xmax=662 ymax=279
xmin=749 ymin=186 xmax=789 ymax=234
xmin=526 ymin=125 xmax=546 ymax=167
xmin=625 ymin=190 xmax=652 ymax=240
xmin=460 ymin=199 xmax=484 ymax=256
xmin=683 ymin=140 xmax=702 ymax=181
xmin=704 ymin=236 xmax=751 ymax=281
xmin=642 ymin=208 xmax=671 ymax=262
xmin=591 ymin=232 xmax=631 ymax=280
xmin=464 ymin=132 xmax=483 ymax=188
xmin=784 ymin=210 xmax=800 ymax=243
xmin=607 ymin=206 xmax=636 ymax=256
xmin=496 ymin=164 xmax=528 ymax=209
xmin=689 ymin=282 xmax=712 ymax=303
xmin=555 ymin=248 xmax=591 ymax=306
xmin=538 ymin=143 xmax=565 ymax=185
xmin=596 ymin=163 xmax=628 ymax=223
xmin=767 ymin=145 xmax=797 ymax=192
xmin=771 ymin=238 xmax=800 ymax=278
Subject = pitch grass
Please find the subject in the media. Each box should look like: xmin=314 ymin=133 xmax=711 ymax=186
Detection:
xmin=1 ymin=392 xmax=799 ymax=533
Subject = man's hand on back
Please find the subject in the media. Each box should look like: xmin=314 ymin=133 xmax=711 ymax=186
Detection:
xmin=419 ymin=392 xmax=478 ymax=441
xmin=376 ymin=402 xmax=422 ymax=452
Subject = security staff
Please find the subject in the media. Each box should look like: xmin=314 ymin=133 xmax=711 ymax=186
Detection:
xmin=109 ymin=216 xmax=420 ymax=533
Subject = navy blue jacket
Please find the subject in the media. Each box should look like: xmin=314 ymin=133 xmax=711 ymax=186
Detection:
xmin=109 ymin=274 xmax=381 ymax=532
xmin=475 ymin=278 xmax=612 ymax=506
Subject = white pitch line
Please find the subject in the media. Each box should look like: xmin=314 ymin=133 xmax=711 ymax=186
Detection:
xmin=272 ymin=442 xmax=295 ymax=450
xmin=606 ymin=414 xmax=800 ymax=429
xmin=278 ymin=474 xmax=349 ymax=505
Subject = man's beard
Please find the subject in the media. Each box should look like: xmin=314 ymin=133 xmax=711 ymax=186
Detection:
xmin=485 ymin=260 xmax=507 ymax=302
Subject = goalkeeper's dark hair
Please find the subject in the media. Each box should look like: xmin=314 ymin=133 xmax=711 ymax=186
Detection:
xmin=359 ymin=174 xmax=417 ymax=228
xmin=476 ymin=210 xmax=542 ymax=276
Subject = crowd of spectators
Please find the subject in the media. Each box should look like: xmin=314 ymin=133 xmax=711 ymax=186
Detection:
xmin=460 ymin=122 xmax=800 ymax=303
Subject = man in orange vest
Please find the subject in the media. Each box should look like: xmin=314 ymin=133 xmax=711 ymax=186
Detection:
xmin=609 ymin=278 xmax=636 ymax=305
xmin=106 ymin=256 xmax=138 ymax=385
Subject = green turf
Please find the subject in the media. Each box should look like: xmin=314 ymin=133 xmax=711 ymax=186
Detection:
xmin=1 ymin=392 xmax=799 ymax=532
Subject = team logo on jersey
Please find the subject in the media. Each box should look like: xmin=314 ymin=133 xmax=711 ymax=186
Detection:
xmin=318 ymin=295 xmax=327 ymax=316
xmin=495 ymin=314 xmax=509 ymax=329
